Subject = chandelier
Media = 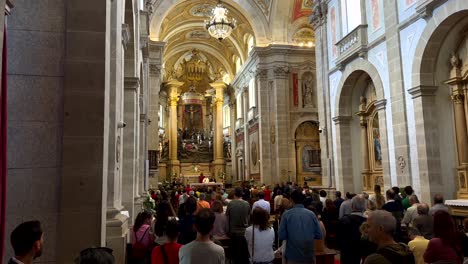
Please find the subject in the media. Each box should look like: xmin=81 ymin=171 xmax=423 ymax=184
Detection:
xmin=205 ymin=0 xmax=236 ymax=41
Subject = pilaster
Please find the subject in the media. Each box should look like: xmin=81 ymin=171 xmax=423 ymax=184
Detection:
xmin=383 ymin=0 xmax=412 ymax=187
xmin=332 ymin=116 xmax=353 ymax=192
xmin=256 ymin=69 xmax=273 ymax=184
xmin=408 ymin=85 xmax=441 ymax=202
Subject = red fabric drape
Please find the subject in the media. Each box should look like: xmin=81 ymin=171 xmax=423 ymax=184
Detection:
xmin=0 ymin=25 xmax=7 ymax=261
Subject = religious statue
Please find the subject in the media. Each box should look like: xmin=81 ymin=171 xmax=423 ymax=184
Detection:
xmin=302 ymin=74 xmax=314 ymax=107
xmin=373 ymin=128 xmax=382 ymax=161
xmin=450 ymin=51 xmax=461 ymax=69
xmin=185 ymin=105 xmax=200 ymax=129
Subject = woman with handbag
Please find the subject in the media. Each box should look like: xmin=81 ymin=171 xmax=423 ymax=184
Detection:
xmin=245 ymin=208 xmax=275 ymax=264
xmin=131 ymin=211 xmax=153 ymax=264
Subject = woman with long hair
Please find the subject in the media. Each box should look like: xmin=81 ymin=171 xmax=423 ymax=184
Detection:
xmin=245 ymin=208 xmax=275 ymax=264
xmin=211 ymin=200 xmax=228 ymax=239
xmin=131 ymin=211 xmax=153 ymax=263
xmin=153 ymin=201 xmax=171 ymax=246
xmin=424 ymin=210 xmax=463 ymax=264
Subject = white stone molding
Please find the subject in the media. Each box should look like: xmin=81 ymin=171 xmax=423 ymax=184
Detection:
xmin=408 ymin=85 xmax=438 ymax=99
xmin=124 ymin=77 xmax=140 ymax=90
xmin=416 ymin=0 xmax=448 ymax=18
xmin=332 ymin=116 xmax=351 ymax=125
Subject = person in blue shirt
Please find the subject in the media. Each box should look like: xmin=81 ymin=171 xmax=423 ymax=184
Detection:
xmin=279 ymin=189 xmax=323 ymax=263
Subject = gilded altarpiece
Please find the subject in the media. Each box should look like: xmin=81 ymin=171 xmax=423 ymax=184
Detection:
xmin=357 ymin=81 xmax=383 ymax=192
xmin=295 ymin=121 xmax=321 ymax=185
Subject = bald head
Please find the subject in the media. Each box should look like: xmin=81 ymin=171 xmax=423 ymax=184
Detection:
xmin=417 ymin=203 xmax=429 ymax=215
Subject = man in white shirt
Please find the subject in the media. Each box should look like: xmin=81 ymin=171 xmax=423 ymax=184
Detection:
xmin=179 ymin=208 xmax=225 ymax=264
xmin=252 ymin=192 xmax=271 ymax=214
xmin=273 ymin=190 xmax=283 ymax=213
xmin=402 ymin=194 xmax=420 ymax=227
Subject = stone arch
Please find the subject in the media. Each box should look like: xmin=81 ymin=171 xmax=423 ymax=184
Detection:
xmin=335 ymin=60 xmax=385 ymax=117
xmin=332 ymin=60 xmax=390 ymax=193
xmin=411 ymin=1 xmax=468 ymax=88
xmin=149 ymin=0 xmax=270 ymax=44
xmin=409 ymin=0 xmax=468 ymax=201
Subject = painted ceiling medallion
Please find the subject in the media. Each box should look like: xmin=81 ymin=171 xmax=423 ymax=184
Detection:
xmin=190 ymin=4 xmax=214 ymax=17
xmin=186 ymin=30 xmax=211 ymax=40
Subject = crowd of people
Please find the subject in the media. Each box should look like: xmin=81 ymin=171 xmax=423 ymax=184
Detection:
xmin=7 ymin=182 xmax=468 ymax=264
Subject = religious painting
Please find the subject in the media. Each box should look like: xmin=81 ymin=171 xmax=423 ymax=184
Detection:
xmin=295 ymin=122 xmax=321 ymax=185
xmin=302 ymin=145 xmax=321 ymax=172
xmin=371 ymin=0 xmax=380 ymax=30
xmin=292 ymin=0 xmax=313 ymax=22
xmin=249 ymin=129 xmax=260 ymax=175
xmin=183 ymin=104 xmax=202 ymax=132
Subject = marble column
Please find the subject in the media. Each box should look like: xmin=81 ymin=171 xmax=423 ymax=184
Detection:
xmin=210 ymin=82 xmax=226 ymax=181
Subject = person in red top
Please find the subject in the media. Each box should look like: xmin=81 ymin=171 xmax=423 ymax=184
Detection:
xmin=264 ymin=185 xmax=272 ymax=201
xmin=198 ymin=173 xmax=205 ymax=183
xmin=152 ymin=219 xmax=182 ymax=264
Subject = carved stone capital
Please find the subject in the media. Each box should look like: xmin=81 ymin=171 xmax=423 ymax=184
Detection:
xmin=273 ymin=66 xmax=290 ymax=79
xmin=310 ymin=0 xmax=328 ymax=28
xmin=255 ymin=69 xmax=268 ymax=80
xmin=149 ymin=64 xmax=161 ymax=76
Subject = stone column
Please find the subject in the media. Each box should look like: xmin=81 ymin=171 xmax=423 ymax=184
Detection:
xmin=332 ymin=116 xmax=353 ymax=192
xmin=256 ymin=69 xmax=273 ymax=184
xmin=122 ymin=77 xmax=139 ymax=224
xmin=243 ymin=87 xmax=250 ymax=181
xmin=148 ymin=41 xmax=164 ymax=184
xmin=166 ymin=81 xmax=183 ymax=178
xmin=311 ymin=0 xmax=332 ymax=188
xmin=210 ymin=82 xmax=226 ymax=181
xmin=272 ymin=67 xmax=292 ymax=183
xmin=408 ymin=85 xmax=441 ymax=203
xmin=229 ymin=100 xmax=237 ymax=183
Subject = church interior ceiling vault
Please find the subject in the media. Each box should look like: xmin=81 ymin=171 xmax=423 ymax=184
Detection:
xmin=149 ymin=0 xmax=315 ymax=85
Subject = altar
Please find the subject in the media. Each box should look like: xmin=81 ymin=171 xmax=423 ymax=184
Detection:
xmin=189 ymin=182 xmax=224 ymax=189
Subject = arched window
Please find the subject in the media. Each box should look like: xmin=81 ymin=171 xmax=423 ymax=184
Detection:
xmin=236 ymin=93 xmax=242 ymax=119
xmin=247 ymin=35 xmax=255 ymax=55
xmin=236 ymin=57 xmax=242 ymax=74
xmin=340 ymin=0 xmax=362 ymax=35
xmin=248 ymin=78 xmax=256 ymax=108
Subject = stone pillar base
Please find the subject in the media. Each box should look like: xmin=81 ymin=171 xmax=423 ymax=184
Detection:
xmin=457 ymin=164 xmax=468 ymax=199
xmin=106 ymin=213 xmax=129 ymax=264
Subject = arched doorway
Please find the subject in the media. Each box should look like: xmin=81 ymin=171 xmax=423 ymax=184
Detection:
xmin=295 ymin=121 xmax=321 ymax=185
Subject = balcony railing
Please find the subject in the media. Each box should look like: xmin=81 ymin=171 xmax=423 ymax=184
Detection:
xmin=335 ymin=24 xmax=368 ymax=68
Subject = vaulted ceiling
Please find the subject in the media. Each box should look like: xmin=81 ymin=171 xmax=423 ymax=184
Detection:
xmin=148 ymin=0 xmax=315 ymax=83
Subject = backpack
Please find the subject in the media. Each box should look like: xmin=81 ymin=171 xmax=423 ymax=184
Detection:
xmin=132 ymin=227 xmax=149 ymax=260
